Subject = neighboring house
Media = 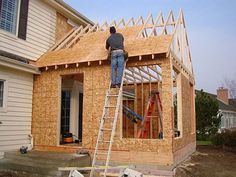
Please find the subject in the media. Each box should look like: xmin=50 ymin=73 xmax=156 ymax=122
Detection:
xmin=216 ymin=88 xmax=236 ymax=129
xmin=0 ymin=0 xmax=93 ymax=158
xmin=197 ymin=88 xmax=236 ymax=130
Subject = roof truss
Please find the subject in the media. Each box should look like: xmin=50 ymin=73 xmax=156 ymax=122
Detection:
xmin=48 ymin=10 xmax=193 ymax=81
xmin=124 ymin=65 xmax=162 ymax=84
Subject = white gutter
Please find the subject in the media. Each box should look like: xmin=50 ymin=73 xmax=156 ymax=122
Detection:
xmin=219 ymin=109 xmax=236 ymax=114
xmin=0 ymin=56 xmax=40 ymax=74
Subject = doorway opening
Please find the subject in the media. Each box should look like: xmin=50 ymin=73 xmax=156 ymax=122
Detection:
xmin=60 ymin=74 xmax=83 ymax=145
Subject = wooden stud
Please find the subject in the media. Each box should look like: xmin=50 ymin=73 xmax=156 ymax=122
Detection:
xmin=50 ymin=27 xmax=76 ymax=51
xmin=99 ymin=21 xmax=109 ymax=31
xmin=66 ymin=24 xmax=92 ymax=48
xmin=129 ymin=68 xmax=150 ymax=81
xmin=135 ymin=16 xmax=144 ymax=25
xmin=161 ymin=10 xmax=174 ymax=35
xmin=150 ymin=12 xmax=163 ymax=36
xmin=125 ymin=71 xmax=142 ymax=82
xmin=117 ymin=18 xmax=125 ymax=28
xmin=152 ymin=54 xmax=155 ymax=59
xmin=109 ymin=20 xmax=117 ymax=27
xmin=54 ymin=25 xmax=83 ymax=51
xmin=126 ymin=17 xmax=135 ymax=27
xmin=139 ymin=66 xmax=157 ymax=80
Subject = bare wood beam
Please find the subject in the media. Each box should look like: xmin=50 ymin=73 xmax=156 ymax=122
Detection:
xmin=128 ymin=68 xmax=150 ymax=81
xmin=54 ymin=25 xmax=83 ymax=50
xmin=50 ymin=27 xmax=76 ymax=51
xmin=117 ymin=18 xmax=125 ymax=28
xmin=161 ymin=10 xmax=173 ymax=35
xmin=66 ymin=24 xmax=91 ymax=48
xmin=126 ymin=17 xmax=135 ymax=27
xmin=125 ymin=71 xmax=142 ymax=82
xmin=138 ymin=66 xmax=158 ymax=80
xmin=135 ymin=16 xmax=144 ymax=25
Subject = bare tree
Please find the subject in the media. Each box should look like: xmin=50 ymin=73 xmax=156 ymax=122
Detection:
xmin=224 ymin=78 xmax=236 ymax=99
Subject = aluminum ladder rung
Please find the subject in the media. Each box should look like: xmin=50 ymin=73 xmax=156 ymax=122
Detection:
xmin=104 ymin=106 xmax=116 ymax=108
xmin=101 ymin=128 xmax=112 ymax=131
xmin=103 ymin=117 xmax=113 ymax=119
xmin=98 ymin=140 xmax=111 ymax=143
xmin=91 ymin=61 xmax=127 ymax=177
xmin=96 ymin=152 xmax=108 ymax=155
xmin=107 ymin=94 xmax=119 ymax=97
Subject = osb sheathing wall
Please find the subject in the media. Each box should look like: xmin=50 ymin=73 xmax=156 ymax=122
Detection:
xmin=173 ymin=73 xmax=196 ymax=165
xmin=32 ymin=57 xmax=177 ymax=166
xmin=55 ymin=12 xmax=73 ymax=43
xmin=32 ymin=58 xmax=195 ymax=165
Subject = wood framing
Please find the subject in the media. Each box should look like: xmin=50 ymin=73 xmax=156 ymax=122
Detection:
xmin=32 ymin=10 xmax=195 ymax=172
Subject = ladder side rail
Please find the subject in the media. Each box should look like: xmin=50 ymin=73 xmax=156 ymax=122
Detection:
xmin=156 ymin=93 xmax=164 ymax=137
xmin=136 ymin=93 xmax=154 ymax=138
xmin=104 ymin=61 xmax=127 ymax=176
xmin=143 ymin=95 xmax=155 ymax=138
xmin=91 ymin=88 xmax=111 ymax=167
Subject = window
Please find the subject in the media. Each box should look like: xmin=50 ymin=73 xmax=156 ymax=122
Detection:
xmin=0 ymin=80 xmax=4 ymax=107
xmin=0 ymin=0 xmax=29 ymax=40
xmin=0 ymin=0 xmax=19 ymax=34
xmin=61 ymin=90 xmax=71 ymax=134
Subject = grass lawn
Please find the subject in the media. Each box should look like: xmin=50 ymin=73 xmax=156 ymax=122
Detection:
xmin=197 ymin=140 xmax=212 ymax=145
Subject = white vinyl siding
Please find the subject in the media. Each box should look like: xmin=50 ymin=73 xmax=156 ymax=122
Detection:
xmin=220 ymin=110 xmax=236 ymax=129
xmin=0 ymin=0 xmax=56 ymax=60
xmin=0 ymin=66 xmax=33 ymax=151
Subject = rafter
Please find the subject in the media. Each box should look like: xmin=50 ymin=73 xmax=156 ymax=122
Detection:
xmin=66 ymin=24 xmax=93 ymax=48
xmin=126 ymin=17 xmax=135 ymax=27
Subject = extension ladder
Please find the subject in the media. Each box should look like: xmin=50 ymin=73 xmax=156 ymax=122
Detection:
xmin=136 ymin=91 xmax=163 ymax=139
xmin=90 ymin=61 xmax=127 ymax=177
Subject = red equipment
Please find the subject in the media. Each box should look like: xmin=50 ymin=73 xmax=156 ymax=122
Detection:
xmin=136 ymin=91 xmax=163 ymax=139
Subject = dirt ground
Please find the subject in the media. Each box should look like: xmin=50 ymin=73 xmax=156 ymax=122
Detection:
xmin=0 ymin=145 xmax=236 ymax=177
xmin=175 ymin=145 xmax=236 ymax=177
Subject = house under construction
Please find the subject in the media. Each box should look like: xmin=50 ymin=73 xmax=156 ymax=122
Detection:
xmin=32 ymin=10 xmax=196 ymax=172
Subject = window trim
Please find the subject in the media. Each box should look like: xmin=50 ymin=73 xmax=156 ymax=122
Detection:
xmin=0 ymin=0 xmax=21 ymax=36
xmin=0 ymin=76 xmax=8 ymax=112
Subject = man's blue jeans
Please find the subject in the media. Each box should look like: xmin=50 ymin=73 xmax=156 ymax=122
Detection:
xmin=111 ymin=50 xmax=124 ymax=85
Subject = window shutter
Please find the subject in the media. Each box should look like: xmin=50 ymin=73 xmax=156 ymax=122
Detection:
xmin=0 ymin=0 xmax=2 ymax=18
xmin=18 ymin=0 xmax=29 ymax=40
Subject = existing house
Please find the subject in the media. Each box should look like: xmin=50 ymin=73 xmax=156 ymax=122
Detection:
xmin=33 ymin=10 xmax=196 ymax=170
xmin=0 ymin=0 xmax=93 ymax=158
xmin=216 ymin=88 xmax=236 ymax=129
xmin=196 ymin=88 xmax=236 ymax=130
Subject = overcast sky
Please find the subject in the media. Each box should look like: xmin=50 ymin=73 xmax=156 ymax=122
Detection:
xmin=64 ymin=0 xmax=236 ymax=94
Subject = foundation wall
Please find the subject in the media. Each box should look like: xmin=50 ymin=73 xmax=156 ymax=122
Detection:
xmin=173 ymin=73 xmax=196 ymax=164
xmin=32 ymin=57 xmax=186 ymax=166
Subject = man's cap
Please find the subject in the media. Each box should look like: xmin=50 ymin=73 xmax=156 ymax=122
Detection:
xmin=110 ymin=26 xmax=116 ymax=33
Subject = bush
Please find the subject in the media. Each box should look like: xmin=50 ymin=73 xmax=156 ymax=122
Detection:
xmin=224 ymin=129 xmax=236 ymax=148
xmin=211 ymin=129 xmax=236 ymax=148
xmin=210 ymin=133 xmax=224 ymax=145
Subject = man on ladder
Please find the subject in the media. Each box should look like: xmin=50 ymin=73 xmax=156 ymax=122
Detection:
xmin=106 ymin=26 xmax=126 ymax=88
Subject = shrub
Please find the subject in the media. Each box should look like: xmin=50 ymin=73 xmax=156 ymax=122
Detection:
xmin=210 ymin=133 xmax=224 ymax=145
xmin=211 ymin=129 xmax=236 ymax=148
xmin=223 ymin=129 xmax=236 ymax=148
